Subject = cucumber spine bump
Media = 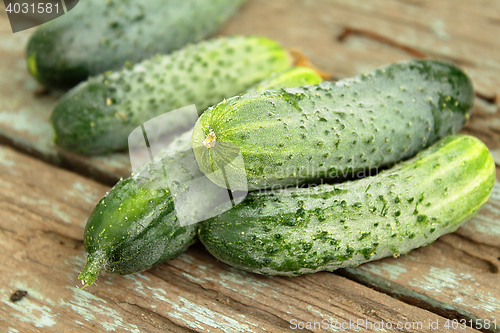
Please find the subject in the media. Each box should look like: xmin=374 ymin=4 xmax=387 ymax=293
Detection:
xmin=192 ymin=59 xmax=475 ymax=191
xmin=198 ymin=135 xmax=496 ymax=276
xmin=26 ymin=0 xmax=246 ymax=89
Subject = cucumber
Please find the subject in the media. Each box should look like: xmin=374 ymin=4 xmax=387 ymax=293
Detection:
xmin=247 ymin=67 xmax=323 ymax=93
xmin=192 ymin=59 xmax=474 ymax=191
xmin=78 ymin=67 xmax=321 ymax=288
xmin=26 ymin=0 xmax=246 ymax=89
xmin=51 ymin=36 xmax=291 ymax=155
xmin=78 ymin=129 xmax=237 ymax=287
xmin=78 ymin=131 xmax=197 ymax=287
xmin=198 ymin=135 xmax=496 ymax=275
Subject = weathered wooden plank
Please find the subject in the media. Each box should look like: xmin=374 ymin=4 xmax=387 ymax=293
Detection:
xmin=222 ymin=0 xmax=500 ymax=101
xmin=343 ymin=176 xmax=500 ymax=332
xmin=0 ymin=145 xmax=478 ymax=332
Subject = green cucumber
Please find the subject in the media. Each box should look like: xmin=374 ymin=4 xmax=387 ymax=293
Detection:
xmin=247 ymin=67 xmax=323 ymax=93
xmin=26 ymin=0 xmax=246 ymax=89
xmin=51 ymin=36 xmax=291 ymax=155
xmin=78 ymin=129 xmax=237 ymax=287
xmin=78 ymin=67 xmax=321 ymax=287
xmin=198 ymin=135 xmax=496 ymax=275
xmin=192 ymin=59 xmax=474 ymax=191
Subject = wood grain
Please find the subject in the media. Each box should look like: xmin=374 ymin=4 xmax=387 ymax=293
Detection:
xmin=0 ymin=145 xmax=476 ymax=332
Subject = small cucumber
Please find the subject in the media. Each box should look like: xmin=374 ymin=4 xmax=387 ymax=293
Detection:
xmin=192 ymin=59 xmax=474 ymax=191
xmin=198 ymin=135 xmax=495 ymax=275
xmin=247 ymin=67 xmax=323 ymax=93
xmin=26 ymin=0 xmax=246 ymax=89
xmin=51 ymin=36 xmax=291 ymax=155
xmin=78 ymin=68 xmax=321 ymax=287
xmin=78 ymin=131 xmax=198 ymax=287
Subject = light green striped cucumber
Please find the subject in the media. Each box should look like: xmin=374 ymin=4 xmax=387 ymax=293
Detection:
xmin=192 ymin=59 xmax=474 ymax=191
xmin=78 ymin=68 xmax=322 ymax=287
xmin=51 ymin=36 xmax=291 ymax=155
xmin=198 ymin=135 xmax=495 ymax=275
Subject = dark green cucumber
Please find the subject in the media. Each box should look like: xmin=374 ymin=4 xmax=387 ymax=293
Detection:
xmin=51 ymin=36 xmax=291 ymax=155
xmin=192 ymin=59 xmax=474 ymax=191
xmin=78 ymin=68 xmax=321 ymax=287
xmin=199 ymin=135 xmax=496 ymax=275
xmin=79 ymin=131 xmax=197 ymax=287
xmin=26 ymin=0 xmax=246 ymax=89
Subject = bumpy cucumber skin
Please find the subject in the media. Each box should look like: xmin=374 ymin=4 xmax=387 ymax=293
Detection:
xmin=51 ymin=36 xmax=291 ymax=155
xmin=26 ymin=0 xmax=246 ymax=89
xmin=192 ymin=59 xmax=474 ymax=191
xmin=78 ymin=68 xmax=320 ymax=287
xmin=199 ymin=135 xmax=495 ymax=276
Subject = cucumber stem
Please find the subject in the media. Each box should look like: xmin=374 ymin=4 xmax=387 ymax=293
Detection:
xmin=288 ymin=48 xmax=332 ymax=80
xmin=78 ymin=251 xmax=105 ymax=289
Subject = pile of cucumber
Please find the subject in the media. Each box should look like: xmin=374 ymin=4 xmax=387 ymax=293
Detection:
xmin=25 ymin=1 xmax=495 ymax=288
xmin=77 ymin=58 xmax=494 ymax=287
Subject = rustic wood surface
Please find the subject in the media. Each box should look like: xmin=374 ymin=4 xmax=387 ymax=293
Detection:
xmin=0 ymin=0 xmax=499 ymax=332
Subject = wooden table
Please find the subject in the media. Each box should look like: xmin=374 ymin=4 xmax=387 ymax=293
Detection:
xmin=1 ymin=0 xmax=499 ymax=332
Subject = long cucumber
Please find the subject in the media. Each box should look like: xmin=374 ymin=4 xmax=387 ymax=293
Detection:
xmin=192 ymin=59 xmax=474 ymax=191
xmin=198 ymin=135 xmax=495 ymax=275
